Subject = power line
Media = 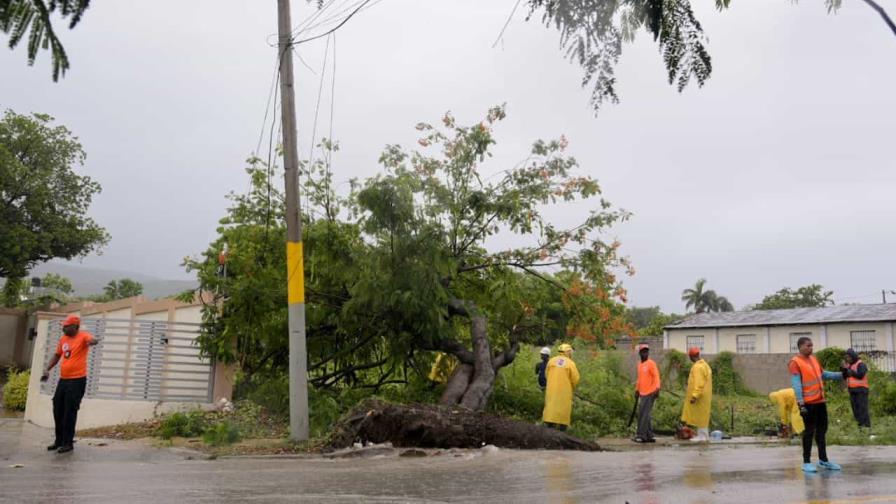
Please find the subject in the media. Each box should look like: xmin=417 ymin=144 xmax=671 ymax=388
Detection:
xmin=290 ymin=0 xmax=340 ymax=37
xmin=299 ymin=0 xmax=366 ymax=35
xmin=325 ymin=33 xmax=337 ymax=218
xmin=492 ymin=0 xmax=523 ymax=49
xmin=254 ymin=55 xmax=281 ymax=158
xmin=315 ymin=0 xmax=386 ymax=33
xmin=291 ymin=0 xmax=372 ymax=46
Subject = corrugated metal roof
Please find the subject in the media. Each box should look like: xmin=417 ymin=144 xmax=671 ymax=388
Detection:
xmin=666 ymin=304 xmax=896 ymax=329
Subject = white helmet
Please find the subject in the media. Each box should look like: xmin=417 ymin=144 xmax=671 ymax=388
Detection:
xmin=540 ymin=347 xmax=551 ymax=356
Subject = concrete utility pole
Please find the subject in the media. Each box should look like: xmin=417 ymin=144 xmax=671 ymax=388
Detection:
xmin=277 ymin=0 xmax=309 ymax=441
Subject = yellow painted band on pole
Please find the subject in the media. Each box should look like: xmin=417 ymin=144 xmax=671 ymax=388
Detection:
xmin=287 ymin=241 xmax=305 ymax=304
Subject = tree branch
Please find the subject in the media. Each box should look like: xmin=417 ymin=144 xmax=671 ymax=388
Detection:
xmin=457 ymin=260 xmax=563 ymax=274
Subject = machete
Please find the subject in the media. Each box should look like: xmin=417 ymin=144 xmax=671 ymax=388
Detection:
xmin=627 ymin=396 xmax=639 ymax=427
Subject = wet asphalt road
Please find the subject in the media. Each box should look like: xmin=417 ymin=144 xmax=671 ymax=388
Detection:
xmin=2 ymin=417 xmax=896 ymax=503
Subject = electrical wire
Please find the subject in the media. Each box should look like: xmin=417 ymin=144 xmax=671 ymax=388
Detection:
xmin=291 ymin=0 xmax=372 ymax=46
xmin=302 ymin=0 xmax=386 ymax=38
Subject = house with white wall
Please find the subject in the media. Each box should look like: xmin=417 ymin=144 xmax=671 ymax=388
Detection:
xmin=664 ymin=304 xmax=896 ymax=358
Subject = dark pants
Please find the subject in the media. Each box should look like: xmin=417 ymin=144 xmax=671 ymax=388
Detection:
xmin=545 ymin=422 xmax=567 ymax=432
xmin=637 ymin=394 xmax=656 ymax=440
xmin=849 ymin=388 xmax=871 ymax=428
xmin=801 ymin=402 xmax=828 ymax=464
xmin=53 ymin=377 xmax=87 ymax=448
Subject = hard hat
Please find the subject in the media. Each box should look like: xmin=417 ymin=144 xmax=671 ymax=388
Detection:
xmin=558 ymin=343 xmax=573 ymax=353
xmin=540 ymin=347 xmax=551 ymax=356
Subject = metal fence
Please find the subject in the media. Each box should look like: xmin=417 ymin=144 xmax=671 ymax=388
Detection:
xmin=40 ymin=317 xmax=214 ymax=403
xmin=867 ymin=351 xmax=896 ymax=374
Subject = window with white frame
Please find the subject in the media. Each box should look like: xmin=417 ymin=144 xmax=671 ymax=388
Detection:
xmin=686 ymin=335 xmax=704 ymax=352
xmin=736 ymin=334 xmax=757 ymax=353
xmin=790 ymin=332 xmax=812 ymax=352
xmin=850 ymin=330 xmax=876 ymax=352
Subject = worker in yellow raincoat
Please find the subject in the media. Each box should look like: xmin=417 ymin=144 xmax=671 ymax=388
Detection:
xmin=681 ymin=347 xmax=712 ymax=442
xmin=768 ymin=387 xmax=804 ymax=437
xmin=428 ymin=353 xmax=457 ymax=384
xmin=542 ymin=343 xmax=580 ymax=431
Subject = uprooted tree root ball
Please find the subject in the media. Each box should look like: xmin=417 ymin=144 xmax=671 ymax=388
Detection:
xmin=326 ymin=400 xmax=601 ymax=452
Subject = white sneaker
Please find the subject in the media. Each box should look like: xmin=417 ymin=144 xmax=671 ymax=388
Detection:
xmin=690 ymin=435 xmax=707 ymax=442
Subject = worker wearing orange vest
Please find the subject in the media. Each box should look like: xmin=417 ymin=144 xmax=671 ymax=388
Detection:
xmin=841 ymin=348 xmax=871 ymax=428
xmin=789 ymin=336 xmax=844 ymax=473
xmin=633 ymin=343 xmax=661 ymax=443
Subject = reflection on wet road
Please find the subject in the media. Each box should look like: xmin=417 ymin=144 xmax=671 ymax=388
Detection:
xmin=2 ymin=418 xmax=895 ymax=503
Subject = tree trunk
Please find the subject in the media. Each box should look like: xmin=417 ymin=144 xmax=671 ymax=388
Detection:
xmin=459 ymin=315 xmax=495 ymax=410
xmin=439 ymin=363 xmax=473 ymax=405
xmin=327 ymin=399 xmax=601 ymax=451
xmin=438 ymin=299 xmax=518 ymax=412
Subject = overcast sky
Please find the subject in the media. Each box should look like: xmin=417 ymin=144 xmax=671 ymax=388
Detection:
xmin=2 ymin=0 xmax=894 ymax=313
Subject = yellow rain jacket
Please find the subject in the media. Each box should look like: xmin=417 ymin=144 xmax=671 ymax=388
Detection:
xmin=428 ymin=353 xmax=457 ymax=384
xmin=681 ymin=358 xmax=712 ymax=429
xmin=768 ymin=388 xmax=805 ymax=434
xmin=542 ymin=353 xmax=580 ymax=426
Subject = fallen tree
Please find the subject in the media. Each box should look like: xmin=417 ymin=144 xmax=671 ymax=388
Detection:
xmin=326 ymin=400 xmax=601 ymax=451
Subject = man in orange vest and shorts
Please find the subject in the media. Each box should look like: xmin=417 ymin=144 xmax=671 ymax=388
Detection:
xmin=789 ymin=336 xmax=843 ymax=473
xmin=40 ymin=314 xmax=101 ymax=454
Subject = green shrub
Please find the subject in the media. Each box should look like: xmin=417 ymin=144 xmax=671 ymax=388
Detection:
xmin=710 ymin=352 xmax=752 ymax=396
xmin=876 ymin=380 xmax=896 ymax=416
xmin=158 ymin=410 xmax=207 ymax=439
xmin=815 ymin=347 xmax=846 ymax=371
xmin=202 ymin=420 xmax=242 ymax=446
xmin=2 ymin=368 xmax=30 ymax=411
xmin=662 ymin=349 xmax=691 ymax=390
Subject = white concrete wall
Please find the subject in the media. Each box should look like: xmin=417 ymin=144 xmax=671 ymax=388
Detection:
xmin=668 ymin=321 xmax=896 ymax=354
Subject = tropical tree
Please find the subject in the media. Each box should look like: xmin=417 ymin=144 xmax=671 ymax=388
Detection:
xmin=186 ymin=107 xmax=634 ymax=411
xmin=681 ymin=278 xmax=733 ymax=313
xmin=753 ymin=284 xmax=833 ymax=310
xmin=348 ymin=105 xmax=633 ymax=410
xmin=0 ymin=110 xmax=108 ymax=291
xmin=100 ymin=278 xmax=143 ymax=301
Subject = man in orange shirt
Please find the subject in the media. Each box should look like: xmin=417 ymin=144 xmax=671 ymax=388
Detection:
xmin=633 ymin=343 xmax=661 ymax=443
xmin=40 ymin=314 xmax=100 ymax=454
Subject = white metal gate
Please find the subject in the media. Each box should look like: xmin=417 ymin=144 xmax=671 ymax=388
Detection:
xmin=40 ymin=317 xmax=214 ymax=402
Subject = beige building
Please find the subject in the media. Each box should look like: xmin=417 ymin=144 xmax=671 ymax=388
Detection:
xmin=664 ymin=304 xmax=896 ymax=358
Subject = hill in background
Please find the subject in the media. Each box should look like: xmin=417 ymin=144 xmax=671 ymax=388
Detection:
xmin=29 ymin=263 xmax=198 ymax=300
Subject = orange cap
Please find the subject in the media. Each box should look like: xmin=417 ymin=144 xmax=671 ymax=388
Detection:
xmin=637 ymin=343 xmax=649 ymax=351
xmin=688 ymin=347 xmax=701 ymax=357
xmin=62 ymin=314 xmax=81 ymax=327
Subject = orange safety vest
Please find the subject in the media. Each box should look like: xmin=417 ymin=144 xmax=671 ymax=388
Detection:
xmin=848 ymin=360 xmax=869 ymax=389
xmin=791 ymin=354 xmax=825 ymax=404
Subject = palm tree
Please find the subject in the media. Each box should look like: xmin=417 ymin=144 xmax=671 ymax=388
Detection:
xmin=682 ymin=278 xmax=734 ymax=313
